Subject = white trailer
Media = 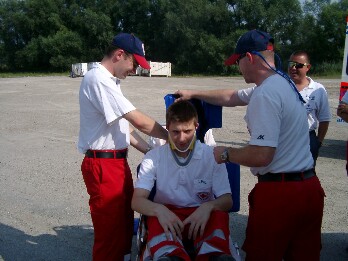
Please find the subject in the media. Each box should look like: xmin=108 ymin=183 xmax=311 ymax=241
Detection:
xmin=137 ymin=61 xmax=171 ymax=77
xmin=71 ymin=63 xmax=88 ymax=78
xmin=87 ymin=62 xmax=100 ymax=71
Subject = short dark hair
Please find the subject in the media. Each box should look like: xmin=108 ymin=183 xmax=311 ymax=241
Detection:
xmin=290 ymin=50 xmax=310 ymax=63
xmin=104 ymin=43 xmax=120 ymax=57
xmin=166 ymin=100 xmax=198 ymax=126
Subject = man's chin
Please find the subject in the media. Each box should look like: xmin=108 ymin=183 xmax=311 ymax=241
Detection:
xmin=177 ymin=145 xmax=189 ymax=151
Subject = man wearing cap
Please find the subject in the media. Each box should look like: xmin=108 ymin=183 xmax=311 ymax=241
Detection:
xmin=78 ymin=33 xmax=168 ymax=261
xmin=176 ymin=30 xmax=325 ymax=260
xmin=288 ymin=50 xmax=331 ymax=166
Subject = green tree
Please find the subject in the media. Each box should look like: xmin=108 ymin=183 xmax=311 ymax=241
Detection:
xmin=231 ymin=0 xmax=302 ymax=68
xmin=143 ymin=0 xmax=235 ymax=74
xmin=0 ymin=0 xmax=27 ymax=70
xmin=0 ymin=0 xmax=346 ymax=74
xmin=299 ymin=0 xmax=348 ymax=66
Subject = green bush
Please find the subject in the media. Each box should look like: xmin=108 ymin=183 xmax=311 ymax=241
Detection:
xmin=310 ymin=62 xmax=342 ymax=77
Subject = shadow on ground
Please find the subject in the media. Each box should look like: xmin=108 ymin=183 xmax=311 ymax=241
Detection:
xmin=0 ymin=223 xmax=92 ymax=261
xmin=320 ymin=139 xmax=346 ymax=160
xmin=1 ymin=217 xmax=347 ymax=261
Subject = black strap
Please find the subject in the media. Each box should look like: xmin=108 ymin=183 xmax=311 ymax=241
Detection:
xmin=85 ymin=150 xmax=127 ymax=159
xmin=258 ymin=169 xmax=316 ymax=182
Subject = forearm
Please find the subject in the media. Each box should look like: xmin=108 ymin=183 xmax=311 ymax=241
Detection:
xmin=177 ymin=89 xmax=244 ymax=107
xmin=132 ymin=196 xmax=167 ymax=217
xmin=125 ymin=110 xmax=168 ymax=140
xmin=224 ymin=145 xmax=275 ymax=167
xmin=203 ymin=194 xmax=232 ymax=212
xmin=130 ymin=126 xmax=151 ymax=154
xmin=317 ymin=121 xmax=329 ymax=143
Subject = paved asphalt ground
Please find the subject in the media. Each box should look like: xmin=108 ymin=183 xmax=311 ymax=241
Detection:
xmin=0 ymin=76 xmax=347 ymax=260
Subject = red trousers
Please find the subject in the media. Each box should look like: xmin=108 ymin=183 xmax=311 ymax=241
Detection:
xmin=146 ymin=206 xmax=231 ymax=260
xmin=242 ymin=176 xmax=325 ymax=261
xmin=81 ymin=156 xmax=134 ymax=261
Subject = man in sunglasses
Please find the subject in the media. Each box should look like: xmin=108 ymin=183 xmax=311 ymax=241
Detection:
xmin=176 ymin=30 xmax=325 ymax=260
xmin=78 ymin=33 xmax=168 ymax=261
xmin=288 ymin=51 xmax=331 ymax=166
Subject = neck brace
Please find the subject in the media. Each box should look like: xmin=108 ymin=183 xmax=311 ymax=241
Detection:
xmin=169 ymin=133 xmax=196 ymax=153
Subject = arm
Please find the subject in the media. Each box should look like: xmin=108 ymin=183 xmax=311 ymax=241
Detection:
xmin=337 ymin=103 xmax=348 ymax=122
xmin=317 ymin=121 xmax=329 ymax=143
xmin=214 ymin=145 xmax=276 ymax=167
xmin=124 ymin=109 xmax=168 ymax=141
xmin=129 ymin=126 xmax=151 ymax=154
xmin=183 ymin=194 xmax=232 ymax=240
xmin=132 ymin=188 xmax=184 ymax=241
xmin=213 ymin=145 xmax=275 ymax=167
xmin=175 ymin=89 xmax=247 ymax=107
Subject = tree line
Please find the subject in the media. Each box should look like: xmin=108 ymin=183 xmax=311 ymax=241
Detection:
xmin=0 ymin=0 xmax=347 ymax=75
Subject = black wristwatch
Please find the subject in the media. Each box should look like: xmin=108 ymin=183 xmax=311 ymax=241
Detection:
xmin=220 ymin=148 xmax=230 ymax=163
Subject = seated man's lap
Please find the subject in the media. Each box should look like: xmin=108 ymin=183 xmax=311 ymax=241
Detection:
xmin=146 ymin=207 xmax=231 ymax=258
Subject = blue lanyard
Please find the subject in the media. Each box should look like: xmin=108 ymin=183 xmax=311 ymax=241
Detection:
xmin=251 ymin=51 xmax=305 ymax=104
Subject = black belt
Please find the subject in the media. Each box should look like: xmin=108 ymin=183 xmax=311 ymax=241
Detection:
xmin=258 ymin=169 xmax=316 ymax=182
xmin=85 ymin=149 xmax=128 ymax=159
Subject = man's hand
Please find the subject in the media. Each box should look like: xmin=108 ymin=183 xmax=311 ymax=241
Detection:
xmin=174 ymin=90 xmax=194 ymax=101
xmin=156 ymin=205 xmax=184 ymax=241
xmin=183 ymin=204 xmax=212 ymax=240
xmin=338 ymin=103 xmax=348 ymax=114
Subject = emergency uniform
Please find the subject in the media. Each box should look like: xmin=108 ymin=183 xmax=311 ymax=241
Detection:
xmin=135 ymin=141 xmax=232 ymax=260
xmin=238 ymin=74 xmax=325 ymax=261
xmin=78 ymin=63 xmax=135 ymax=261
xmin=341 ymin=91 xmax=348 ymax=175
xmin=300 ymin=77 xmax=332 ymax=163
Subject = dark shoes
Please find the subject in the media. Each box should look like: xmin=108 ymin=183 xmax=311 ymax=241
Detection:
xmin=209 ymin=254 xmax=236 ymax=261
xmin=157 ymin=256 xmax=184 ymax=261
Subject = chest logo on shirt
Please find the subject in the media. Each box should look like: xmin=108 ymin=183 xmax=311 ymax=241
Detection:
xmin=196 ymin=192 xmax=211 ymax=201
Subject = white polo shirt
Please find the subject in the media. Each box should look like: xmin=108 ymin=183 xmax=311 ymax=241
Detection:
xmin=78 ymin=64 xmax=136 ymax=153
xmin=300 ymin=77 xmax=331 ymax=131
xmin=135 ymin=141 xmax=231 ymax=208
xmin=237 ymin=74 xmax=313 ymax=175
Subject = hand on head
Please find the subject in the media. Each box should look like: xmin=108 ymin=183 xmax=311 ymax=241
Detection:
xmin=174 ymin=90 xmax=193 ymax=102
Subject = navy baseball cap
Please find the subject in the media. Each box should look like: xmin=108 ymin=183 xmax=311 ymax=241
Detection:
xmin=224 ymin=30 xmax=274 ymax=66
xmin=112 ymin=33 xmax=151 ymax=69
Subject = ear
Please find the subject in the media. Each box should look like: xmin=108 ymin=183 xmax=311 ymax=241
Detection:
xmin=195 ymin=122 xmax=199 ymax=130
xmin=306 ymin=64 xmax=311 ymax=72
xmin=246 ymin=52 xmax=254 ymax=63
xmin=112 ymin=49 xmax=124 ymax=63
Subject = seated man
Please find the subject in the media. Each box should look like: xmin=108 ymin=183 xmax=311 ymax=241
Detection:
xmin=132 ymin=100 xmax=234 ymax=261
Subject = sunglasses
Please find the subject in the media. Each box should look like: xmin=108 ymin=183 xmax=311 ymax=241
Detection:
xmin=288 ymin=61 xmax=308 ymax=69
xmin=124 ymin=51 xmax=139 ymax=70
xmin=236 ymin=53 xmax=247 ymax=65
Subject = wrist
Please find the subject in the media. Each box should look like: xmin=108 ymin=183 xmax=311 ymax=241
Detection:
xmin=220 ymin=148 xmax=230 ymax=163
